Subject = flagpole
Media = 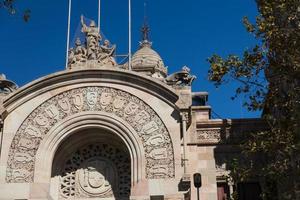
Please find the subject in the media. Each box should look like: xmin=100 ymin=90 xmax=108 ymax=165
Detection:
xmin=128 ymin=0 xmax=132 ymax=70
xmin=98 ymin=0 xmax=101 ymax=31
xmin=65 ymin=0 xmax=72 ymax=69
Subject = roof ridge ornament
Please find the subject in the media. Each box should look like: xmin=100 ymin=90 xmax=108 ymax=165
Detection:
xmin=67 ymin=15 xmax=117 ymax=69
xmin=130 ymin=3 xmax=168 ymax=81
xmin=0 ymin=73 xmax=18 ymax=96
xmin=139 ymin=1 xmax=152 ymax=48
xmin=141 ymin=21 xmax=150 ymax=42
xmin=166 ymin=66 xmax=196 ymax=87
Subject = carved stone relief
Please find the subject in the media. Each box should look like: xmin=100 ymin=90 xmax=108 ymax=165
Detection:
xmin=196 ymin=129 xmax=222 ymax=143
xmin=166 ymin=66 xmax=196 ymax=87
xmin=58 ymin=143 xmax=130 ymax=199
xmin=6 ymin=87 xmax=175 ymax=183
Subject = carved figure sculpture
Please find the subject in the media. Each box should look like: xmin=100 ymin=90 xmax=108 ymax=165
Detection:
xmin=68 ymin=48 xmax=75 ymax=65
xmin=166 ymin=66 xmax=196 ymax=86
xmin=98 ymin=40 xmax=117 ymax=66
xmin=74 ymin=38 xmax=87 ymax=64
xmin=0 ymin=74 xmax=17 ymax=95
xmin=67 ymin=38 xmax=87 ymax=68
xmin=81 ymin=15 xmax=101 ymax=45
xmin=81 ymin=15 xmax=101 ymax=60
xmin=67 ymin=16 xmax=117 ymax=68
xmin=100 ymin=40 xmax=115 ymax=55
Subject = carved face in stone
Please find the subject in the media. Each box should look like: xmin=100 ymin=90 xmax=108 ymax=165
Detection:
xmin=100 ymin=92 xmax=113 ymax=106
xmin=87 ymin=91 xmax=98 ymax=106
xmin=90 ymin=20 xmax=96 ymax=27
xmin=104 ymin=40 xmax=110 ymax=47
xmin=75 ymin=38 xmax=81 ymax=46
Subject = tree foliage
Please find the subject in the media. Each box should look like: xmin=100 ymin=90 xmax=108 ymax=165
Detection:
xmin=0 ymin=0 xmax=30 ymax=21
xmin=208 ymin=0 xmax=300 ymax=199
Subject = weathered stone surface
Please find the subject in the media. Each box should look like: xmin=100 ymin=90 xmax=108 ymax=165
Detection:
xmin=6 ymin=86 xmax=175 ymax=183
xmin=67 ymin=16 xmax=117 ymax=69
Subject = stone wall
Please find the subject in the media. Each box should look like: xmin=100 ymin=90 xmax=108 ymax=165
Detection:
xmin=0 ymin=68 xmax=266 ymax=200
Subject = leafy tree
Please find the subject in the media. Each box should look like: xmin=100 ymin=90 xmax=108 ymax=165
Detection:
xmin=0 ymin=0 xmax=30 ymax=21
xmin=208 ymin=0 xmax=300 ymax=199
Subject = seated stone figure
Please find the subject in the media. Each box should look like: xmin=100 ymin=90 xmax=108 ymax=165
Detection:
xmin=97 ymin=40 xmax=117 ymax=66
xmin=68 ymin=38 xmax=87 ymax=68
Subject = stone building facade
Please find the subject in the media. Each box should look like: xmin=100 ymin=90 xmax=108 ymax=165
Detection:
xmin=0 ymin=19 xmax=265 ymax=200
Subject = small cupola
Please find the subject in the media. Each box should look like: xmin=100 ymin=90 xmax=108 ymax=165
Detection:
xmin=131 ymin=22 xmax=167 ymax=80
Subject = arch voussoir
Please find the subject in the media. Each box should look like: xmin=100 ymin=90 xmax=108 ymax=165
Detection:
xmin=6 ymin=86 xmax=175 ymax=183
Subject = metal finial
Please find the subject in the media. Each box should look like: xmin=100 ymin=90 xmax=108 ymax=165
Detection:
xmin=141 ymin=1 xmax=150 ymax=41
xmin=141 ymin=24 xmax=150 ymax=41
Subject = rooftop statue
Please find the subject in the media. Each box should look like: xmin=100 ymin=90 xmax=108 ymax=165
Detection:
xmin=81 ymin=15 xmax=101 ymax=43
xmin=166 ymin=66 xmax=196 ymax=86
xmin=98 ymin=40 xmax=117 ymax=66
xmin=0 ymin=74 xmax=17 ymax=95
xmin=67 ymin=15 xmax=116 ymax=69
xmin=68 ymin=38 xmax=88 ymax=68
xmin=81 ymin=15 xmax=100 ymax=60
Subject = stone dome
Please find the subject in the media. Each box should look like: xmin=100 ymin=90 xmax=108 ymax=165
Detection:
xmin=131 ymin=40 xmax=167 ymax=79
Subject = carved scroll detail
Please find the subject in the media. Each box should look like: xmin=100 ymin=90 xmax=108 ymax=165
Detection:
xmin=6 ymin=87 xmax=175 ymax=182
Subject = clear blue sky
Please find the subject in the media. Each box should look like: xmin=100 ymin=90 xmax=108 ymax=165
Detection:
xmin=0 ymin=0 xmax=260 ymax=119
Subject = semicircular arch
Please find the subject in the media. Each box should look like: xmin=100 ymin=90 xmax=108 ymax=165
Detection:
xmin=6 ymin=86 xmax=175 ymax=183
xmin=34 ymin=112 xmax=144 ymax=184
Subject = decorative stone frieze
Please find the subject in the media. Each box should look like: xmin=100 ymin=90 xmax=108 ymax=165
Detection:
xmin=6 ymin=86 xmax=175 ymax=183
xmin=196 ymin=129 xmax=222 ymax=143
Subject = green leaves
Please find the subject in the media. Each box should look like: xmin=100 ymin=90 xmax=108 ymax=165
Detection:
xmin=1 ymin=0 xmax=16 ymax=14
xmin=23 ymin=9 xmax=30 ymax=22
xmin=1 ymin=0 xmax=31 ymax=22
xmin=208 ymin=0 xmax=300 ymax=199
xmin=208 ymin=45 xmax=267 ymax=111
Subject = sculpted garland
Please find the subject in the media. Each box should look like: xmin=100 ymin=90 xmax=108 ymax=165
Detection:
xmin=6 ymin=87 xmax=175 ymax=182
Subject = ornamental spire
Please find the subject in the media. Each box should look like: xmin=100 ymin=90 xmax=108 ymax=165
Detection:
xmin=140 ymin=1 xmax=152 ymax=47
xmin=141 ymin=22 xmax=150 ymax=42
xmin=141 ymin=1 xmax=150 ymax=41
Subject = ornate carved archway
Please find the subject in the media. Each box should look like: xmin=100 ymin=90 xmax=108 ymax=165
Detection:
xmin=6 ymin=86 xmax=175 ymax=183
xmin=52 ymin=129 xmax=131 ymax=199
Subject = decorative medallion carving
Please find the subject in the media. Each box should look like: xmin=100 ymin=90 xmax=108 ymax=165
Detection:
xmin=6 ymin=87 xmax=175 ymax=182
xmin=58 ymin=143 xmax=129 ymax=199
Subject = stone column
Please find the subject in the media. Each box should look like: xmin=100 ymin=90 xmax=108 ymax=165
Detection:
xmin=181 ymin=113 xmax=188 ymax=174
